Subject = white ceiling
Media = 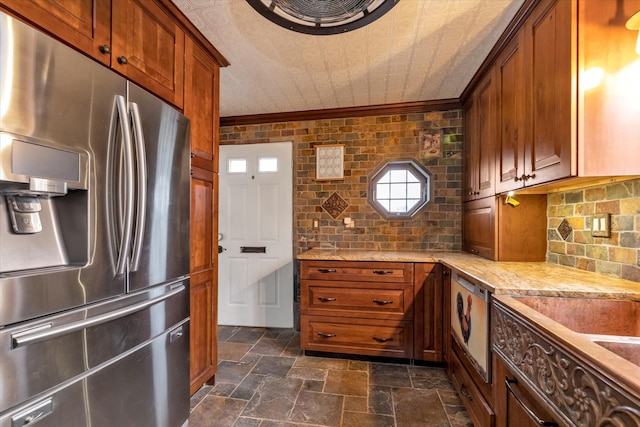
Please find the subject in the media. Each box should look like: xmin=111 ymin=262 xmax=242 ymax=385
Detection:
xmin=172 ymin=0 xmax=525 ymax=118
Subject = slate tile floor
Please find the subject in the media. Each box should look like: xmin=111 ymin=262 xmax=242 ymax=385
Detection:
xmin=189 ymin=326 xmax=473 ymax=427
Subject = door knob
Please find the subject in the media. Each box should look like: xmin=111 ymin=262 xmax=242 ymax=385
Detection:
xmin=218 ymin=245 xmax=226 ymax=254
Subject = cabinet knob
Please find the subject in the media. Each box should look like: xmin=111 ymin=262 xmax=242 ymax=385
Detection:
xmin=117 ymin=56 xmax=128 ymax=65
xmin=524 ymin=173 xmax=536 ymax=180
xmin=99 ymin=45 xmax=111 ymax=54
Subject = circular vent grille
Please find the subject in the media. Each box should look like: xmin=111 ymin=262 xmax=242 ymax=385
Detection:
xmin=246 ymin=0 xmax=398 ymax=35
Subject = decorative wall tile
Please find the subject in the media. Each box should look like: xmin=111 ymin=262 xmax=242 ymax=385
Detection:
xmin=557 ymin=218 xmax=573 ymax=241
xmin=322 ymin=192 xmax=349 ymax=219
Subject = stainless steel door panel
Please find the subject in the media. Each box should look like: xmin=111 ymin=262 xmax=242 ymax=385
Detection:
xmin=0 ymin=320 xmax=189 ymax=427
xmin=0 ymin=12 xmax=128 ymax=326
xmin=126 ymin=83 xmax=190 ymax=291
xmin=0 ymin=281 xmax=188 ymax=414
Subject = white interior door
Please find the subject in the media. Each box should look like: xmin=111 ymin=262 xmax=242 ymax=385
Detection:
xmin=218 ymin=142 xmax=293 ymax=327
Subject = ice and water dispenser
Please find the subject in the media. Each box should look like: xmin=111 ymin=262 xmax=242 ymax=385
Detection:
xmin=0 ymin=132 xmax=88 ymax=274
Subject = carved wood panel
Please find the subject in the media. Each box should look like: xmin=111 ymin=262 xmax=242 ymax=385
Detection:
xmin=492 ymin=301 xmax=640 ymax=427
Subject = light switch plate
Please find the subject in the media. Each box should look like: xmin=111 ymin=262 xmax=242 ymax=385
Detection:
xmin=591 ymin=213 xmax=611 ymax=237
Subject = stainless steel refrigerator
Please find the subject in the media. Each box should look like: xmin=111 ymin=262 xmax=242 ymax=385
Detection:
xmin=0 ymin=11 xmax=190 ymax=427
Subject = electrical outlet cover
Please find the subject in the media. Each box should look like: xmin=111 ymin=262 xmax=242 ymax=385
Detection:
xmin=591 ymin=213 xmax=611 ymax=237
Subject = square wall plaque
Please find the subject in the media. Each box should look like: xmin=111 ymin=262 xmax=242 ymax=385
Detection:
xmin=316 ymin=144 xmax=344 ymax=180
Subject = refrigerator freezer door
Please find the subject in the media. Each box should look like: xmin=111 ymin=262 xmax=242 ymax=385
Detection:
xmin=126 ymin=83 xmax=190 ymax=292
xmin=0 ymin=280 xmax=189 ymax=420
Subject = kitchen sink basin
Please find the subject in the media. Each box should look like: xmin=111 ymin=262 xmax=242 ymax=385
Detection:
xmin=586 ymin=335 xmax=640 ymax=367
xmin=511 ymin=296 xmax=640 ymax=337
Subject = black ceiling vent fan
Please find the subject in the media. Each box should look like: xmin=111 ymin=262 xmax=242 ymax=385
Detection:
xmin=245 ymin=0 xmax=399 ymax=35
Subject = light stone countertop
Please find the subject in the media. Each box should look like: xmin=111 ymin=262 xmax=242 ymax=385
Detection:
xmin=297 ymin=248 xmax=640 ymax=299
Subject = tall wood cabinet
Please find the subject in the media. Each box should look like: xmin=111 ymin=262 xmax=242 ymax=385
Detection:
xmin=1 ymin=0 xmax=228 ymax=396
xmin=185 ymin=35 xmax=221 ymax=394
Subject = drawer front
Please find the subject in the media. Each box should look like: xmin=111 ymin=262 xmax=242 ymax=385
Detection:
xmin=450 ymin=350 xmax=495 ymax=427
xmin=300 ymin=316 xmax=412 ymax=358
xmin=300 ymin=261 xmax=413 ymax=283
xmin=301 ymin=281 xmax=413 ymax=320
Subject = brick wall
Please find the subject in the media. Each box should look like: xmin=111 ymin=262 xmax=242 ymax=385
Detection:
xmin=220 ymin=111 xmax=463 ymax=254
xmin=547 ymin=178 xmax=640 ymax=281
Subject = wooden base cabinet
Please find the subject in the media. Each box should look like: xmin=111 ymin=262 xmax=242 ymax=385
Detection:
xmin=493 ymin=357 xmax=558 ymax=427
xmin=300 ymin=260 xmax=416 ymax=359
xmin=414 ymin=263 xmax=443 ymax=362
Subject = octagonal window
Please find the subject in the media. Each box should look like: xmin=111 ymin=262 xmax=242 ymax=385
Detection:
xmin=368 ymin=160 xmax=431 ymax=218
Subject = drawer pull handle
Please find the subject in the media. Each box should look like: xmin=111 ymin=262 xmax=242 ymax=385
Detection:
xmin=317 ymin=332 xmax=337 ymax=338
xmin=372 ymin=270 xmax=393 ymax=275
xmin=460 ymin=385 xmax=473 ymax=402
xmin=373 ymin=337 xmax=393 ymax=343
xmin=506 ymin=378 xmax=558 ymax=426
xmin=372 ymin=299 xmax=393 ymax=305
xmin=317 ymin=268 xmax=337 ymax=273
xmin=318 ymin=297 xmax=337 ymax=302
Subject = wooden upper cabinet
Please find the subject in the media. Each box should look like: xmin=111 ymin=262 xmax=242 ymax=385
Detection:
xmin=463 ymin=99 xmax=477 ymax=202
xmin=495 ymin=32 xmax=525 ymax=194
xmin=0 ymin=0 xmax=111 ymax=64
xmin=185 ymin=36 xmax=220 ymax=171
xmin=523 ymin=0 xmax=572 ymax=187
xmin=111 ymin=0 xmax=185 ymax=108
xmin=578 ymin=0 xmax=640 ymax=176
xmin=464 ymin=71 xmax=496 ymax=201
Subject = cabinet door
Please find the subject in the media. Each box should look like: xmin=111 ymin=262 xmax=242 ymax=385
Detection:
xmin=189 ymin=168 xmax=217 ymax=394
xmin=463 ymin=99 xmax=478 ymax=202
xmin=190 ymin=167 xmax=215 ymax=273
xmin=414 ymin=263 xmax=443 ymax=362
xmin=185 ymin=36 xmax=220 ymax=171
xmin=476 ymin=71 xmax=497 ymax=199
xmin=464 ymin=71 xmax=497 ymax=201
xmin=189 ymin=269 xmax=217 ymax=395
xmin=111 ymin=0 xmax=185 ymax=108
xmin=495 ymin=32 xmax=525 ymax=194
xmin=463 ymin=197 xmax=496 ymax=260
xmin=524 ymin=0 xmax=572 ymax=185
xmin=1 ymin=0 xmax=111 ymax=64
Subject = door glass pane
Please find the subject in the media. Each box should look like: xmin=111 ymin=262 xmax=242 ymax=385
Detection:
xmin=228 ymin=158 xmax=247 ymax=173
xmin=258 ymin=157 xmax=278 ymax=172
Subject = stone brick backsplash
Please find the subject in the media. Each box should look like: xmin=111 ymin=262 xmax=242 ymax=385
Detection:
xmin=546 ymin=178 xmax=640 ymax=281
xmin=220 ymin=111 xmax=463 ymax=254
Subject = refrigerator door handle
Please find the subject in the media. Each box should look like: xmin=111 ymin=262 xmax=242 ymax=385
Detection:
xmin=129 ymin=102 xmax=147 ymax=272
xmin=114 ymin=95 xmax=135 ymax=276
xmin=11 ymin=284 xmax=185 ymax=349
